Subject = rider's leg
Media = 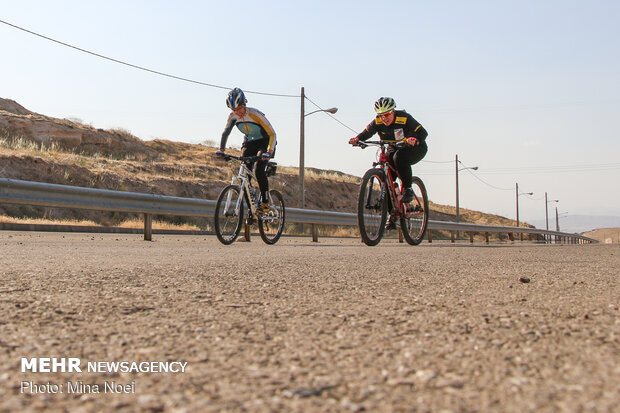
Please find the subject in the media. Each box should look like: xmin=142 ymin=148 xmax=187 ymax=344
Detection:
xmin=393 ymin=144 xmax=427 ymax=203
xmin=393 ymin=145 xmax=428 ymax=186
xmin=255 ymin=159 xmax=269 ymax=201
xmin=244 ymin=139 xmax=270 ymax=209
xmin=241 ymin=140 xmax=268 ymax=199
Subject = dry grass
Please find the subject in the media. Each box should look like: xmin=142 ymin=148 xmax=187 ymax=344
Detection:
xmin=278 ymin=165 xmax=361 ymax=184
xmin=0 ymin=215 xmax=99 ymax=226
xmin=0 ymin=134 xmax=61 ymax=153
xmin=0 ymin=214 xmax=202 ymax=231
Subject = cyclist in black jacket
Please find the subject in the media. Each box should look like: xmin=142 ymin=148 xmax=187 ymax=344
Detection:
xmin=349 ymin=97 xmax=428 ymax=230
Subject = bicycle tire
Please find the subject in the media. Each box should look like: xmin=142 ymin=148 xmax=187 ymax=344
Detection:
xmin=357 ymin=168 xmax=388 ymax=246
xmin=400 ymin=176 xmax=429 ymax=245
xmin=214 ymin=185 xmax=244 ymax=245
xmin=258 ymin=189 xmax=285 ymax=245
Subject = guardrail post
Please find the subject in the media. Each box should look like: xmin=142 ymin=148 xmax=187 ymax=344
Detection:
xmin=244 ymin=222 xmax=251 ymax=242
xmin=399 ymin=229 xmax=404 ymax=243
xmin=144 ymin=213 xmax=152 ymax=241
xmin=450 ymin=231 xmax=455 ymax=243
xmin=311 ymin=224 xmax=318 ymax=242
xmin=508 ymin=233 xmax=514 ymax=242
xmin=427 ymin=230 xmax=432 ymax=243
xmin=485 ymin=232 xmax=490 ymax=244
xmin=469 ymin=232 xmax=474 ymax=243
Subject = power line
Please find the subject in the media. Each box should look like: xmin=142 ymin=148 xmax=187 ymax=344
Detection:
xmin=420 ymin=162 xmax=620 ymax=175
xmin=462 ymin=168 xmax=513 ymax=191
xmin=421 ymin=159 xmax=453 ymax=164
xmin=304 ymin=94 xmax=357 ymax=133
xmin=0 ymin=18 xmax=299 ymax=98
xmin=474 ymin=163 xmax=620 ymax=174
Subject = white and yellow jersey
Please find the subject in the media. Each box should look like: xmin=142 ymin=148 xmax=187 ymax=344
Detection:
xmin=220 ymin=107 xmax=277 ymax=152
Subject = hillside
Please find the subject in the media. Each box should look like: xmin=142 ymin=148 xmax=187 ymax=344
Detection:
xmin=583 ymin=228 xmax=620 ymax=244
xmin=0 ymin=97 xmax=528 ymax=232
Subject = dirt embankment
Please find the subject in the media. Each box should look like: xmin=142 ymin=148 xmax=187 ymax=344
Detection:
xmin=0 ymin=97 xmax=524 ymax=230
xmin=583 ymin=228 xmax=620 ymax=244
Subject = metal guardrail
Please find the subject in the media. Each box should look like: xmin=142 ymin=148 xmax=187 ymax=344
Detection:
xmin=0 ymin=178 xmax=596 ymax=243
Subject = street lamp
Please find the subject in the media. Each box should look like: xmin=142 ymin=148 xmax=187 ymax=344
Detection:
xmin=545 ymin=192 xmax=559 ymax=231
xmin=515 ymin=182 xmax=533 ymax=228
xmin=545 ymin=192 xmax=559 ymax=243
xmin=556 ymin=209 xmax=568 ymax=232
xmin=555 ymin=208 xmax=568 ymax=244
xmin=455 ymin=154 xmax=478 ymax=237
xmin=299 ymin=86 xmax=338 ymax=208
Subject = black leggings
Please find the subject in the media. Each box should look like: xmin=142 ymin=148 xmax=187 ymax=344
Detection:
xmin=242 ymin=139 xmax=271 ymax=201
xmin=387 ymin=143 xmax=427 ymax=188
xmin=386 ymin=143 xmax=427 ymax=212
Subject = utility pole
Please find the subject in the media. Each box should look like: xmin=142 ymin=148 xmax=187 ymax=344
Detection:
xmin=516 ymin=183 xmax=520 ymax=228
xmin=299 ymin=87 xmax=305 ymax=208
xmin=455 ymin=154 xmax=459 ymax=238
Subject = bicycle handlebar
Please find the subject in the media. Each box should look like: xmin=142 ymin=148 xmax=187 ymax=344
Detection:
xmin=355 ymin=139 xmax=405 ymax=149
xmin=217 ymin=154 xmax=262 ymax=163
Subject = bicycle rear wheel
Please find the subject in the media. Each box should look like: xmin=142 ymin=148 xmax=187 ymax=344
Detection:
xmin=400 ymin=176 xmax=428 ymax=245
xmin=357 ymin=168 xmax=388 ymax=246
xmin=258 ymin=189 xmax=285 ymax=244
xmin=214 ymin=185 xmax=244 ymax=245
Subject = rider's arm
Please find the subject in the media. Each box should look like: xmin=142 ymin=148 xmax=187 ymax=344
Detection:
xmin=219 ymin=113 xmax=237 ymax=151
xmin=355 ymin=119 xmax=379 ymax=142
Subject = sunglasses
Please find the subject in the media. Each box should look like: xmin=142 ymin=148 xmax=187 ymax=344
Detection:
xmin=379 ymin=111 xmax=394 ymax=118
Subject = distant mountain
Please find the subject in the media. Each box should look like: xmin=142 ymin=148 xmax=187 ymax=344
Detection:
xmin=528 ymin=215 xmax=620 ymax=234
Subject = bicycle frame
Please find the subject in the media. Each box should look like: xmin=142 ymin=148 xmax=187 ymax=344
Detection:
xmin=376 ymin=149 xmax=403 ymax=217
xmin=354 ymin=139 xmax=428 ymax=245
xmin=221 ymin=155 xmax=261 ymax=219
xmin=361 ymin=140 xmax=422 ymax=220
xmin=360 ymin=141 xmax=402 ymax=216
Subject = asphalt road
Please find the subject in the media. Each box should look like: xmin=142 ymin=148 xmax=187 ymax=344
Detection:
xmin=1 ymin=231 xmax=618 ymax=412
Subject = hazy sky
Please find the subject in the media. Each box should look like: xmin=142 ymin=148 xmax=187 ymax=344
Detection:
xmin=1 ymin=0 xmax=619 ymax=225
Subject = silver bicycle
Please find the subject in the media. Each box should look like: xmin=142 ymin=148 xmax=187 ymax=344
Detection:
xmin=214 ymin=154 xmax=285 ymax=245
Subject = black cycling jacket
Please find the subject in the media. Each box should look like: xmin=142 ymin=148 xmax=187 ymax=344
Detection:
xmin=355 ymin=110 xmax=427 ymax=144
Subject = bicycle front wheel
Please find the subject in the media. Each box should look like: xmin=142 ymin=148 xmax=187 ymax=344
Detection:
xmin=357 ymin=168 xmax=388 ymax=246
xmin=400 ymin=176 xmax=429 ymax=245
xmin=258 ymin=189 xmax=285 ymax=245
xmin=214 ymin=185 xmax=244 ymax=245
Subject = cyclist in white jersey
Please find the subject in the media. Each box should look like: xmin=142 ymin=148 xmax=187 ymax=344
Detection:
xmin=215 ymin=88 xmax=277 ymax=214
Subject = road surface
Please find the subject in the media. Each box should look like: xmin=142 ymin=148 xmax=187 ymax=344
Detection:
xmin=0 ymin=232 xmax=618 ymax=412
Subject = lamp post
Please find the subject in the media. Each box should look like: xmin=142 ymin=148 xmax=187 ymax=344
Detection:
xmin=455 ymin=154 xmax=478 ymax=238
xmin=555 ymin=208 xmax=568 ymax=244
xmin=515 ymin=182 xmax=533 ymax=228
xmin=556 ymin=209 xmax=568 ymax=231
xmin=299 ymin=86 xmax=337 ymax=209
xmin=545 ymin=192 xmax=559 ymax=243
